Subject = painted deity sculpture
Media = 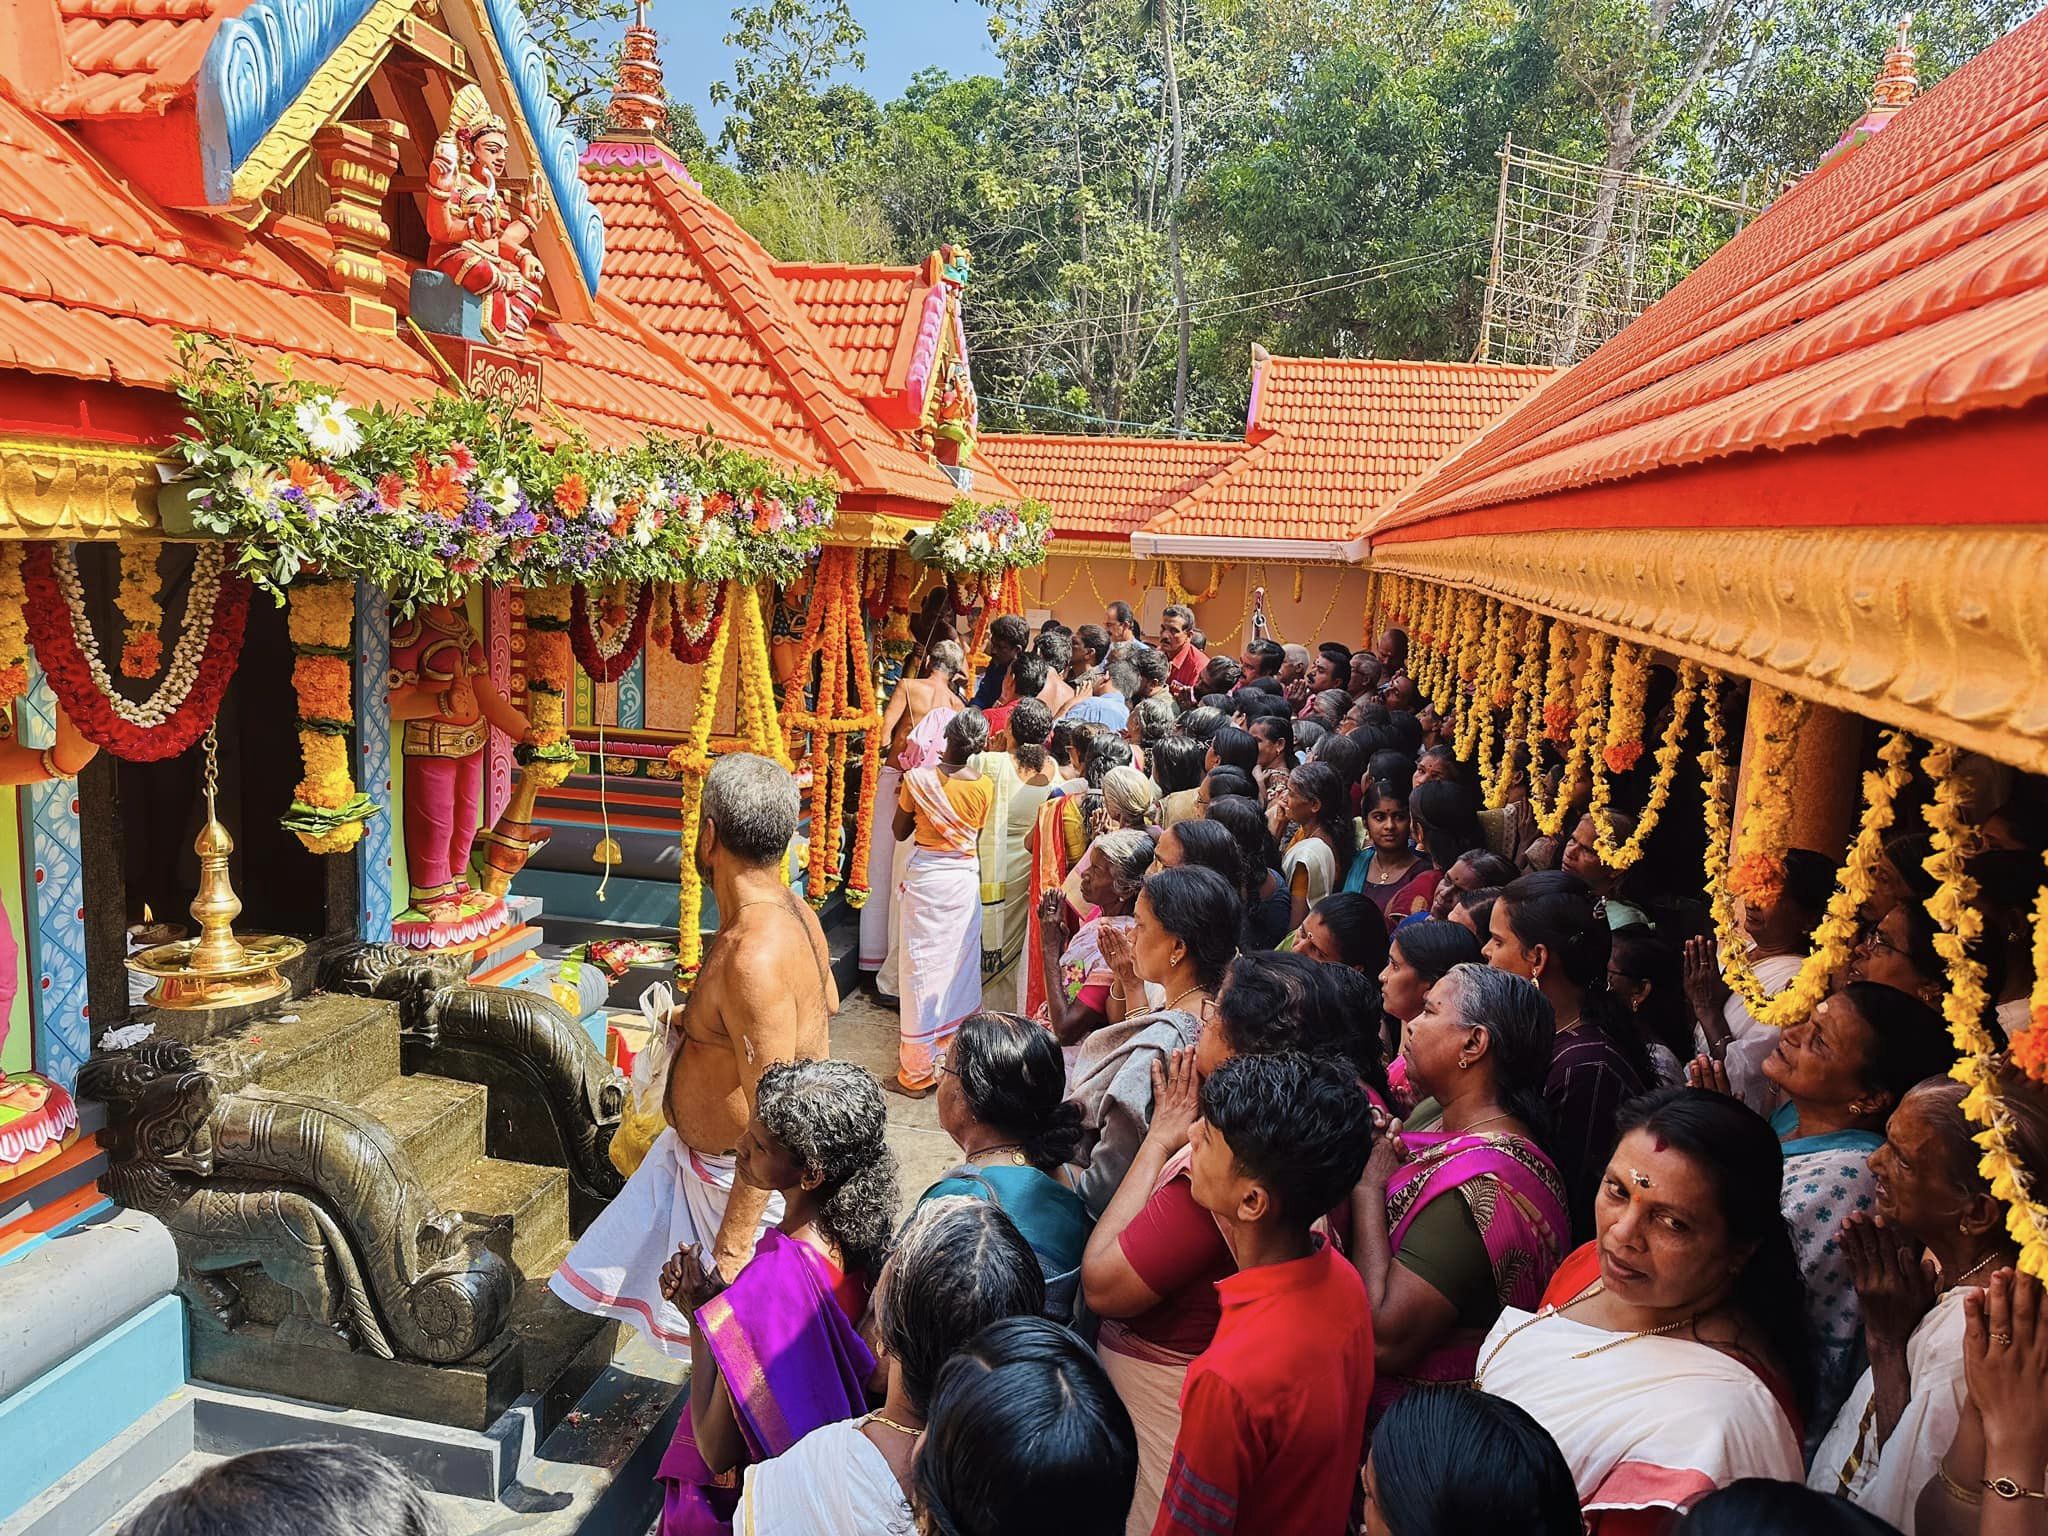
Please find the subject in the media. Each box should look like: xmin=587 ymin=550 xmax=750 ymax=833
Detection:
xmin=425 ymin=85 xmax=546 ymax=342
xmin=388 ymin=602 xmax=532 ymax=947
xmin=0 ymin=702 xmax=95 ymax=1180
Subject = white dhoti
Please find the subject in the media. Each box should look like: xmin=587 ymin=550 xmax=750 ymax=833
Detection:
xmin=895 ymin=845 xmax=982 ymax=1089
xmin=858 ymin=763 xmax=902 ymax=978
xmin=549 ymin=1127 xmax=784 ymax=1358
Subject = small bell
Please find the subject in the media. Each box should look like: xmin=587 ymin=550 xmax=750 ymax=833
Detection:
xmin=593 ymin=835 xmax=623 ymax=867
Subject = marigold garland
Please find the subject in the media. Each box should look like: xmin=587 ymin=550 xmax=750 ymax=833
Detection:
xmin=1453 ymin=598 xmax=1511 ymax=768
xmin=1525 ymin=625 xmax=1611 ymax=839
xmin=1726 ymin=685 xmax=1810 ymax=911
xmin=116 ymin=543 xmax=165 ymax=680
xmin=1589 ymin=659 xmax=1703 ymax=871
xmin=1540 ymin=618 xmax=1575 ymax=744
xmin=24 ymin=542 xmax=250 ymax=761
xmin=521 ymin=586 xmax=580 ymax=788
xmin=2013 ymin=852 xmax=2048 ymax=1084
xmin=1921 ymin=741 xmax=2048 ymax=1278
xmin=662 ymin=581 xmax=728 ymax=665
xmin=1167 ymin=559 xmax=1226 ymax=606
xmin=0 ymin=545 xmax=28 ymax=709
xmin=1602 ymin=640 xmax=1651 ymax=774
xmin=281 ymin=578 xmax=375 ymax=854
xmin=1481 ymin=607 xmax=1543 ymax=809
xmin=1701 ymin=679 xmax=1913 ymax=1029
xmin=778 ymin=549 xmax=883 ymax=908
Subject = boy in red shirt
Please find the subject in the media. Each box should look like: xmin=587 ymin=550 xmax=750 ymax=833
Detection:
xmin=1152 ymin=1053 xmax=1375 ymax=1536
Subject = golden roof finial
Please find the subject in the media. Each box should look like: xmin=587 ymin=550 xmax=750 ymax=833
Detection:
xmin=607 ymin=0 xmax=668 ymax=138
xmin=1869 ymin=15 xmax=1919 ymax=113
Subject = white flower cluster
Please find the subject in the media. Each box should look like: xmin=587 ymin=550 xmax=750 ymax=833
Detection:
xmin=57 ymin=543 xmax=226 ymax=727
xmin=294 ymin=396 xmax=363 ymax=458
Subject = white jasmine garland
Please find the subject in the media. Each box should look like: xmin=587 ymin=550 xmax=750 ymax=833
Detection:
xmin=56 ymin=543 xmax=225 ymax=727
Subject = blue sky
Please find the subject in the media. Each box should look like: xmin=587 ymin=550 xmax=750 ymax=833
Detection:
xmin=646 ymin=0 xmax=1005 ymax=140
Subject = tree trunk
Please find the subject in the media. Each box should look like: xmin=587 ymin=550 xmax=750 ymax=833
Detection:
xmin=1552 ymin=102 xmax=1635 ymax=366
xmin=1161 ymin=0 xmax=1190 ymax=432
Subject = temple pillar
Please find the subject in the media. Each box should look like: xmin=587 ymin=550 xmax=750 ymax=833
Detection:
xmin=1729 ymin=686 xmax=1864 ymax=864
xmin=353 ymin=578 xmax=395 ymax=942
xmin=484 ymin=584 xmax=513 ymax=827
xmin=313 ymin=119 xmax=407 ymax=336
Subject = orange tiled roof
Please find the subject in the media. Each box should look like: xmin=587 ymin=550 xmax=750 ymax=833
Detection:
xmin=1371 ymin=9 xmax=2048 ymax=545
xmin=0 ymin=93 xmax=804 ymax=461
xmin=583 ymin=141 xmax=974 ymax=509
xmin=1139 ymin=355 xmax=1554 ymax=542
xmin=977 ymin=433 xmax=1246 ymax=540
xmin=776 ymin=261 xmax=923 ymax=400
xmin=41 ymin=0 xmax=230 ymax=118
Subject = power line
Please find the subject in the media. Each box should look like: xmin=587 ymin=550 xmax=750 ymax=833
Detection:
xmin=982 ymin=398 xmax=1244 ymax=440
xmin=969 ymin=244 xmax=1485 ymax=359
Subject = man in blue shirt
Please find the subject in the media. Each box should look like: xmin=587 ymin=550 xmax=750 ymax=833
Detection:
xmin=971 ymin=615 xmax=1031 ymax=710
xmin=1061 ymin=651 xmax=1138 ymax=732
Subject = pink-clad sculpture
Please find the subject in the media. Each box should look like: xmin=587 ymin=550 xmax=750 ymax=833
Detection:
xmin=425 ymin=85 xmax=546 ymax=342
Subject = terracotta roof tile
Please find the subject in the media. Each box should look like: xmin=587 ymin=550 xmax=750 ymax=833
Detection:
xmin=1147 ymin=357 xmax=1554 ymax=541
xmin=582 ymin=146 xmax=964 ymax=508
xmin=0 ymin=97 xmax=804 ymax=463
xmin=43 ymin=0 xmax=231 ymax=117
xmin=977 ymin=433 xmax=1245 ymax=539
xmin=1371 ymin=9 xmax=2048 ymax=542
xmin=776 ymin=261 xmax=922 ymax=397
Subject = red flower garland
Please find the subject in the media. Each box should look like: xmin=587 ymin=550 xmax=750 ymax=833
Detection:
xmin=666 ymin=581 xmax=727 ymax=666
xmin=570 ymin=581 xmax=652 ymax=683
xmin=24 ymin=543 xmax=250 ymax=762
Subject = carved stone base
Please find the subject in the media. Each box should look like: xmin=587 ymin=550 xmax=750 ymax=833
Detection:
xmin=191 ymin=1319 xmax=525 ymax=1430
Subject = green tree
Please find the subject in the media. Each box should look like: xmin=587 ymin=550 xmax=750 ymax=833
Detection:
xmin=713 ymin=0 xmax=869 ymax=173
xmin=535 ymin=0 xmax=634 ymax=116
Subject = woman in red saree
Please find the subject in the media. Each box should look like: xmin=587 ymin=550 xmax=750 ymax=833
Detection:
xmin=1347 ymin=962 xmax=1570 ymax=1421
xmin=656 ymin=1060 xmax=900 ymax=1536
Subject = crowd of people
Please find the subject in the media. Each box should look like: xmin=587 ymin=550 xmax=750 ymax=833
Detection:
xmin=127 ymin=603 xmax=2048 ymax=1536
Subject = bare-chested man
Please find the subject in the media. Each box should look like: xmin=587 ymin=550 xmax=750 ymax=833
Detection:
xmin=859 ymin=640 xmax=967 ymax=1000
xmin=550 ymin=754 xmax=834 ymax=1353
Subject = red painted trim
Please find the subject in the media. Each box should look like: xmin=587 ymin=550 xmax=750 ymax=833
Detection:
xmin=0 ymin=379 xmax=184 ymax=445
xmin=1373 ymin=401 xmax=2048 ymax=547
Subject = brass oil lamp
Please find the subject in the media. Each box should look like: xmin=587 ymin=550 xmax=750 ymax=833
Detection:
xmin=126 ymin=726 xmax=305 ymax=1009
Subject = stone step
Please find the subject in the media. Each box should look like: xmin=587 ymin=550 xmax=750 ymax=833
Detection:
xmin=190 ymin=993 xmax=403 ymax=1103
xmin=431 ymin=1157 xmax=569 ymax=1280
xmin=354 ymin=1073 xmax=490 ymax=1179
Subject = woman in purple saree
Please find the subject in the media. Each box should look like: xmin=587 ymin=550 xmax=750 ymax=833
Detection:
xmin=1347 ymin=963 xmax=1570 ymax=1419
xmin=656 ymin=1060 xmax=899 ymax=1536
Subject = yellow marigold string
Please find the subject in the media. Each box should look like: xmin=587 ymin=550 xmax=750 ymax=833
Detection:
xmin=1727 ymin=685 xmax=1810 ymax=911
xmin=1481 ymin=607 xmax=1543 ymax=809
xmin=0 ymin=544 xmax=32 ymax=710
xmin=671 ymin=581 xmax=737 ymax=985
xmin=1921 ymin=741 xmax=2048 ymax=1278
xmin=282 ymin=579 xmax=369 ymax=854
xmin=1602 ymin=640 xmax=1652 ymax=775
xmin=116 ymin=541 xmax=165 ymax=680
xmin=1454 ymin=598 xmax=1513 ymax=770
xmin=1167 ymin=559 xmax=1226 ymax=606
xmin=1702 ymin=685 xmax=1912 ymax=1029
xmin=1265 ymin=569 xmax=1350 ymax=650
xmin=1539 ymin=617 xmax=1575 ymax=744
xmin=2016 ymin=850 xmax=2048 ymax=1085
xmin=1526 ymin=625 xmax=1611 ymax=839
xmin=1590 ymin=659 xmax=1703 ymax=871
xmin=1034 ymin=559 xmax=1080 ymax=610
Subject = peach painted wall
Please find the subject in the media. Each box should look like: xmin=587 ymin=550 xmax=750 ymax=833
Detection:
xmin=1019 ymin=552 xmax=1373 ymax=659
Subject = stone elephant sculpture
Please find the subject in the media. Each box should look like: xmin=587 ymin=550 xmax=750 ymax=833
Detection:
xmin=80 ymin=1042 xmax=514 ymax=1363
xmin=322 ymin=944 xmax=625 ymax=1225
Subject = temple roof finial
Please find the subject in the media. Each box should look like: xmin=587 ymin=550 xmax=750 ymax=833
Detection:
xmin=607 ymin=0 xmax=667 ymax=138
xmin=1869 ymin=15 xmax=1919 ymax=114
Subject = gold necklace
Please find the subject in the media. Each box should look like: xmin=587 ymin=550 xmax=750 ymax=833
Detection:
xmin=865 ymin=1411 xmax=922 ymax=1436
xmin=1162 ymin=984 xmax=1208 ymax=1016
xmin=1944 ymin=1251 xmax=2004 ymax=1292
xmin=1475 ymin=1283 xmax=1699 ymax=1387
xmin=967 ymin=1143 xmax=1028 ymax=1166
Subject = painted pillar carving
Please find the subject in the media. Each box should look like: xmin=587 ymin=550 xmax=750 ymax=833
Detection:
xmin=353 ymin=578 xmax=395 ymax=943
xmin=18 ymin=665 xmax=88 ymax=1088
xmin=484 ymin=584 xmax=513 ymax=828
xmin=313 ymin=119 xmax=407 ymax=335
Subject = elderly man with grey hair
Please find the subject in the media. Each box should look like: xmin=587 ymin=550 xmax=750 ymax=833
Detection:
xmin=551 ymin=753 xmax=834 ymax=1352
xmin=1062 ymin=650 xmax=1138 ymax=733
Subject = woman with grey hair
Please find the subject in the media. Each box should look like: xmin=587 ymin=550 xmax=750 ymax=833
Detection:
xmin=1092 ymin=763 xmax=1159 ymax=841
xmin=1347 ymin=962 xmax=1569 ymax=1421
xmin=656 ymin=1058 xmax=900 ymax=1534
xmin=120 ymin=1445 xmax=439 ymax=1536
xmin=1124 ymin=692 xmax=1177 ymax=768
xmin=740 ymin=1198 xmax=1045 ymax=1534
xmin=890 ymin=709 xmax=995 ymax=1097
xmin=1036 ymin=828 xmax=1154 ymax=1048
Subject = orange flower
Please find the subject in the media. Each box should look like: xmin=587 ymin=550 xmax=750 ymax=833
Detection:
xmin=555 ymin=473 xmax=589 ymax=517
xmin=292 ymin=655 xmax=353 ymax=720
xmin=416 ymin=461 xmax=467 ymax=518
xmin=120 ymin=632 xmax=162 ymax=679
xmin=375 ymin=473 xmax=407 ymax=510
xmin=1727 ymin=851 xmax=1787 ymax=907
xmin=2015 ymin=1019 xmax=2048 ymax=1084
xmin=287 ymin=458 xmax=320 ymax=491
xmin=1603 ymin=740 xmax=1644 ymax=774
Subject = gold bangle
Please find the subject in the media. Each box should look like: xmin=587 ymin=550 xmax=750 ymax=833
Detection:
xmin=1938 ymin=1466 xmax=1985 ymax=1505
xmin=39 ymin=748 xmax=76 ymax=782
xmin=1986 ymin=1476 xmax=2048 ymax=1502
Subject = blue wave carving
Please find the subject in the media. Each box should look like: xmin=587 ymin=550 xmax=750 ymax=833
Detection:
xmin=195 ymin=0 xmax=379 ymax=204
xmin=194 ymin=0 xmax=603 ymax=292
xmin=479 ymin=0 xmax=605 ymax=293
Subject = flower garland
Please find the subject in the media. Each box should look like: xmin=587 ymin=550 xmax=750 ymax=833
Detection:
xmin=1540 ymin=618 xmax=1575 ymax=744
xmin=24 ymin=542 xmax=251 ymax=761
xmin=570 ymin=581 xmax=652 ymax=683
xmin=1590 ymin=660 xmax=1704 ymax=871
xmin=778 ymin=549 xmax=883 ymax=908
xmin=658 ymin=581 xmax=728 ymax=666
xmin=915 ymin=497 xmax=1051 ymax=577
xmin=1702 ymin=679 xmax=1914 ymax=1028
xmin=1602 ymin=640 xmax=1652 ymax=774
xmin=1168 ymin=559 xmax=1226 ymax=606
xmin=1525 ymin=625 xmax=1611 ymax=839
xmin=1921 ymin=742 xmax=2048 ymax=1278
xmin=1481 ymin=609 xmax=1544 ymax=809
xmin=0 ymin=545 xmax=28 ymax=711
xmin=1726 ymin=685 xmax=1810 ymax=912
xmin=116 ymin=543 xmax=164 ymax=680
xmin=281 ymin=578 xmax=376 ymax=854
xmin=520 ymin=586 xmax=581 ymax=787
xmin=2014 ymin=852 xmax=2048 ymax=1084
xmin=1453 ymin=598 xmax=1511 ymax=767
xmin=169 ymin=336 xmax=836 ymax=607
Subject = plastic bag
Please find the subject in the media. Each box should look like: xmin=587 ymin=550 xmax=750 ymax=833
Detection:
xmin=609 ymin=981 xmax=675 ymax=1178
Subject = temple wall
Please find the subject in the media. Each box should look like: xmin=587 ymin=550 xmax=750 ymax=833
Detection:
xmin=1025 ymin=552 xmax=1371 ymax=657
